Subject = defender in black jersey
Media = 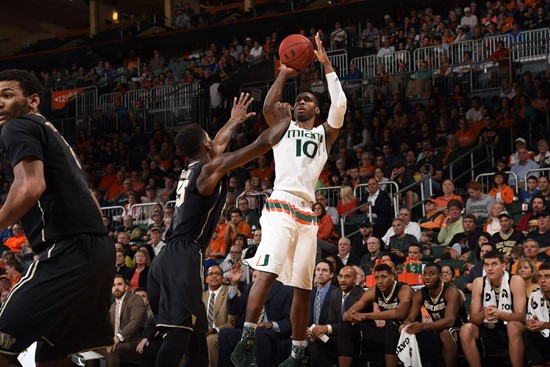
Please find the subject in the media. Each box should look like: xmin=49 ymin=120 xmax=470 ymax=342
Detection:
xmin=146 ymin=94 xmax=291 ymax=367
xmin=0 ymin=69 xmax=114 ymax=366
xmin=338 ymin=264 xmax=413 ymax=367
xmin=402 ymin=263 xmax=467 ymax=367
xmin=460 ymin=250 xmax=526 ymax=367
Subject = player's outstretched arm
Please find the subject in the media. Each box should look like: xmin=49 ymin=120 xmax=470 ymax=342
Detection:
xmin=197 ymin=102 xmax=292 ymax=196
xmin=212 ymin=93 xmax=256 ymax=155
xmin=0 ymin=158 xmax=46 ymax=229
xmin=263 ymin=64 xmax=297 ymax=127
xmin=315 ymin=32 xmax=346 ymax=149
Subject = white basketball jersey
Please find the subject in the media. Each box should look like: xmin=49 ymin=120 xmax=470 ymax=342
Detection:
xmin=272 ymin=120 xmax=328 ymax=203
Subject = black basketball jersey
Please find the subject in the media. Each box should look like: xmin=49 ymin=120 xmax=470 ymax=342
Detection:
xmin=376 ymin=281 xmax=406 ymax=311
xmin=421 ymin=283 xmax=468 ymax=326
xmin=0 ymin=114 xmax=106 ymax=252
xmin=168 ymin=160 xmax=227 ymax=250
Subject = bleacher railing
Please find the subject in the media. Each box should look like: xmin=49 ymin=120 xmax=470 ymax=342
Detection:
xmin=129 ymin=202 xmax=164 ymax=224
xmin=354 ymin=180 xmax=399 ymax=217
xmin=449 ymin=142 xmax=495 ymax=182
xmin=101 ymin=206 xmax=126 ymax=222
xmin=476 ymin=171 xmax=519 ymax=195
xmin=236 ymin=192 xmax=269 ymax=215
xmin=314 ymin=186 xmax=341 ymax=209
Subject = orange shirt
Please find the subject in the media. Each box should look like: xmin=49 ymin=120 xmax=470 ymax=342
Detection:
xmin=227 ymin=221 xmax=252 ymax=243
xmin=209 ymin=238 xmax=227 ymax=259
xmin=98 ymin=174 xmax=117 ymax=192
xmin=105 ymin=181 xmax=125 ymax=202
xmin=10 ymin=273 xmax=21 ymax=289
xmin=337 ymin=199 xmax=359 ymax=216
xmin=488 ymin=185 xmax=515 ymax=204
xmin=317 ymin=214 xmax=335 ymax=240
xmin=434 ymin=194 xmax=462 ymax=209
xmin=455 ymin=129 xmax=477 ymax=147
xmin=250 ymin=167 xmax=274 ymax=181
xmin=5 ymin=234 xmax=26 ymax=253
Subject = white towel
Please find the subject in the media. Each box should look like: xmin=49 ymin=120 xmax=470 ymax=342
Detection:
xmin=527 ymin=288 xmax=549 ymax=338
xmin=397 ymin=325 xmax=423 ymax=367
xmin=482 ymin=271 xmax=512 ymax=325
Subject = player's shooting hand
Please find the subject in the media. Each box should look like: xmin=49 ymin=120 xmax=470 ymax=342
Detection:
xmin=313 ymin=32 xmax=329 ymax=65
xmin=280 ymin=64 xmax=298 ymax=78
xmin=274 ymin=102 xmax=293 ymax=121
xmin=230 ymin=92 xmax=256 ymax=123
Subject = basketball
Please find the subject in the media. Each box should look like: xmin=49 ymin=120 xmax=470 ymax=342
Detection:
xmin=278 ymin=34 xmax=315 ymax=71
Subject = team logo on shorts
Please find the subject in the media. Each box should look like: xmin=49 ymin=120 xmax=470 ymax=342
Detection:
xmin=0 ymin=332 xmax=15 ymax=349
xmin=256 ymin=255 xmax=270 ymax=267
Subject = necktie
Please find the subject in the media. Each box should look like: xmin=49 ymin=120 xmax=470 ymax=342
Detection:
xmin=207 ymin=292 xmax=215 ymax=329
xmin=258 ymin=307 xmax=266 ymax=324
xmin=114 ymin=300 xmax=121 ymax=334
xmin=314 ymin=290 xmax=323 ymax=325
xmin=341 ymin=294 xmax=348 ymax=319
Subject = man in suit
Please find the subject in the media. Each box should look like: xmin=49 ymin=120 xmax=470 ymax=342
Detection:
xmin=218 ymin=268 xmax=293 ymax=367
xmin=309 ymin=260 xmax=338 ymax=327
xmin=106 ymin=274 xmax=148 ymax=367
xmin=307 ymin=265 xmax=365 ymax=366
xmin=337 ymin=237 xmax=361 ymax=266
xmin=360 ymin=177 xmax=393 ymax=237
xmin=203 ymin=265 xmax=238 ymax=367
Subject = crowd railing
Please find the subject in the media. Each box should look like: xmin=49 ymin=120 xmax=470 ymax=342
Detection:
xmin=476 ymin=171 xmax=519 ymax=195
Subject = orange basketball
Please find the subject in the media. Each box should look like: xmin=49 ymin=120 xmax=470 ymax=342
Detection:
xmin=278 ymin=34 xmax=315 ymax=71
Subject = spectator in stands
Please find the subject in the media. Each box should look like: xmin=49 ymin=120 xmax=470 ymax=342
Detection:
xmin=361 ymin=19 xmax=380 ymax=52
xmin=382 ymin=207 xmax=421 ymax=245
xmin=489 ymin=171 xmax=514 ymax=204
xmin=360 ymin=233 xmax=387 ymax=278
xmin=509 ymin=137 xmax=535 ymax=167
xmin=250 ymin=155 xmax=274 ymax=182
xmin=237 ymin=197 xmax=260 ymax=229
xmin=115 ymin=248 xmax=132 ymax=281
xmin=106 ymin=274 xmax=147 ymax=367
xmin=484 ymin=202 xmax=506 ymax=235
xmin=242 ymin=227 xmax=261 ymax=261
xmin=361 ymin=177 xmax=393 ymax=237
xmin=534 ymin=139 xmax=550 ymax=167
xmin=466 ymin=180 xmax=496 ymax=221
xmin=149 ymin=50 xmax=165 ymax=71
xmin=0 ymin=274 xmax=10 ymax=293
xmin=538 ymin=176 xmax=550 ymax=202
xmin=4 ymin=225 xmax=26 ymax=253
xmin=438 ymin=200 xmax=465 ymax=247
xmin=315 ymin=202 xmax=336 ymax=257
xmin=510 ymin=147 xmax=539 ymax=190
xmin=447 ymin=213 xmax=484 ymax=261
xmin=146 ymin=227 xmax=166 ymax=257
xmin=407 ymin=243 xmax=423 ymax=262
xmin=416 ymin=141 xmax=443 ymax=198
xmin=518 ymin=194 xmax=545 ymax=235
xmin=315 ymin=192 xmax=339 ymax=225
xmin=455 ymin=118 xmax=477 ymax=148
xmin=491 ymin=211 xmax=525 ymax=257
xmin=117 ymin=215 xmax=142 ymax=241
xmin=104 ymin=171 xmax=126 ymax=204
xmin=526 ymin=210 xmax=550 ymax=255
xmin=386 ymin=218 xmax=418 ymax=265
xmin=517 ymin=257 xmax=541 ymax=298
xmin=129 ymin=249 xmax=150 ymax=290
xmin=337 ymin=237 xmax=359 ymax=266
xmin=5 ymin=260 xmax=22 ymax=289
xmin=522 ymin=176 xmax=541 ymax=204
xmin=461 ymin=6 xmax=479 ymax=29
xmin=435 ymin=179 xmax=463 ymax=211
xmin=418 ymin=202 xmax=443 ymax=242
xmin=336 ymin=185 xmax=358 ymax=216
xmin=224 ymin=209 xmax=252 ymax=247
xmin=512 ymin=238 xmax=542 ymax=275
xmin=330 ymin=21 xmax=347 ymax=49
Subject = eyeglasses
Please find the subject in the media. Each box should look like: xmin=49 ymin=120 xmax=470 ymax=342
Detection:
xmin=441 ymin=271 xmax=453 ymax=275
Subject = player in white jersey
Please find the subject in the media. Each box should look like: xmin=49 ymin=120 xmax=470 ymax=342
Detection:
xmin=231 ymin=33 xmax=347 ymax=367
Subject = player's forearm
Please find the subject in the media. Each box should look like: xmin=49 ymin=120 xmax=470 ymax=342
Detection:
xmin=0 ymin=177 xmax=45 ymax=230
xmin=212 ymin=118 xmax=240 ymax=155
xmin=498 ymin=309 xmax=525 ymax=323
xmin=263 ymin=73 xmax=290 ymax=126
xmin=470 ymin=310 xmax=485 ymax=325
xmin=424 ymin=316 xmax=456 ymax=331
xmin=322 ymin=60 xmax=335 ymax=75
xmin=347 ymin=299 xmax=366 ymax=314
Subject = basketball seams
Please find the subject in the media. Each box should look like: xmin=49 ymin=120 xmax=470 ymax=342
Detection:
xmin=279 ymin=34 xmax=315 ymax=71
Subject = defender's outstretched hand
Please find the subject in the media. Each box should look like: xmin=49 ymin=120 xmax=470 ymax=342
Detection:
xmin=231 ymin=92 xmax=256 ymax=123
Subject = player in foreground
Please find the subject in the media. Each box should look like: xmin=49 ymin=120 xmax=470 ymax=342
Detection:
xmin=232 ymin=32 xmax=347 ymax=367
xmin=147 ymin=94 xmax=292 ymax=367
xmin=0 ymin=69 xmax=114 ymax=367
